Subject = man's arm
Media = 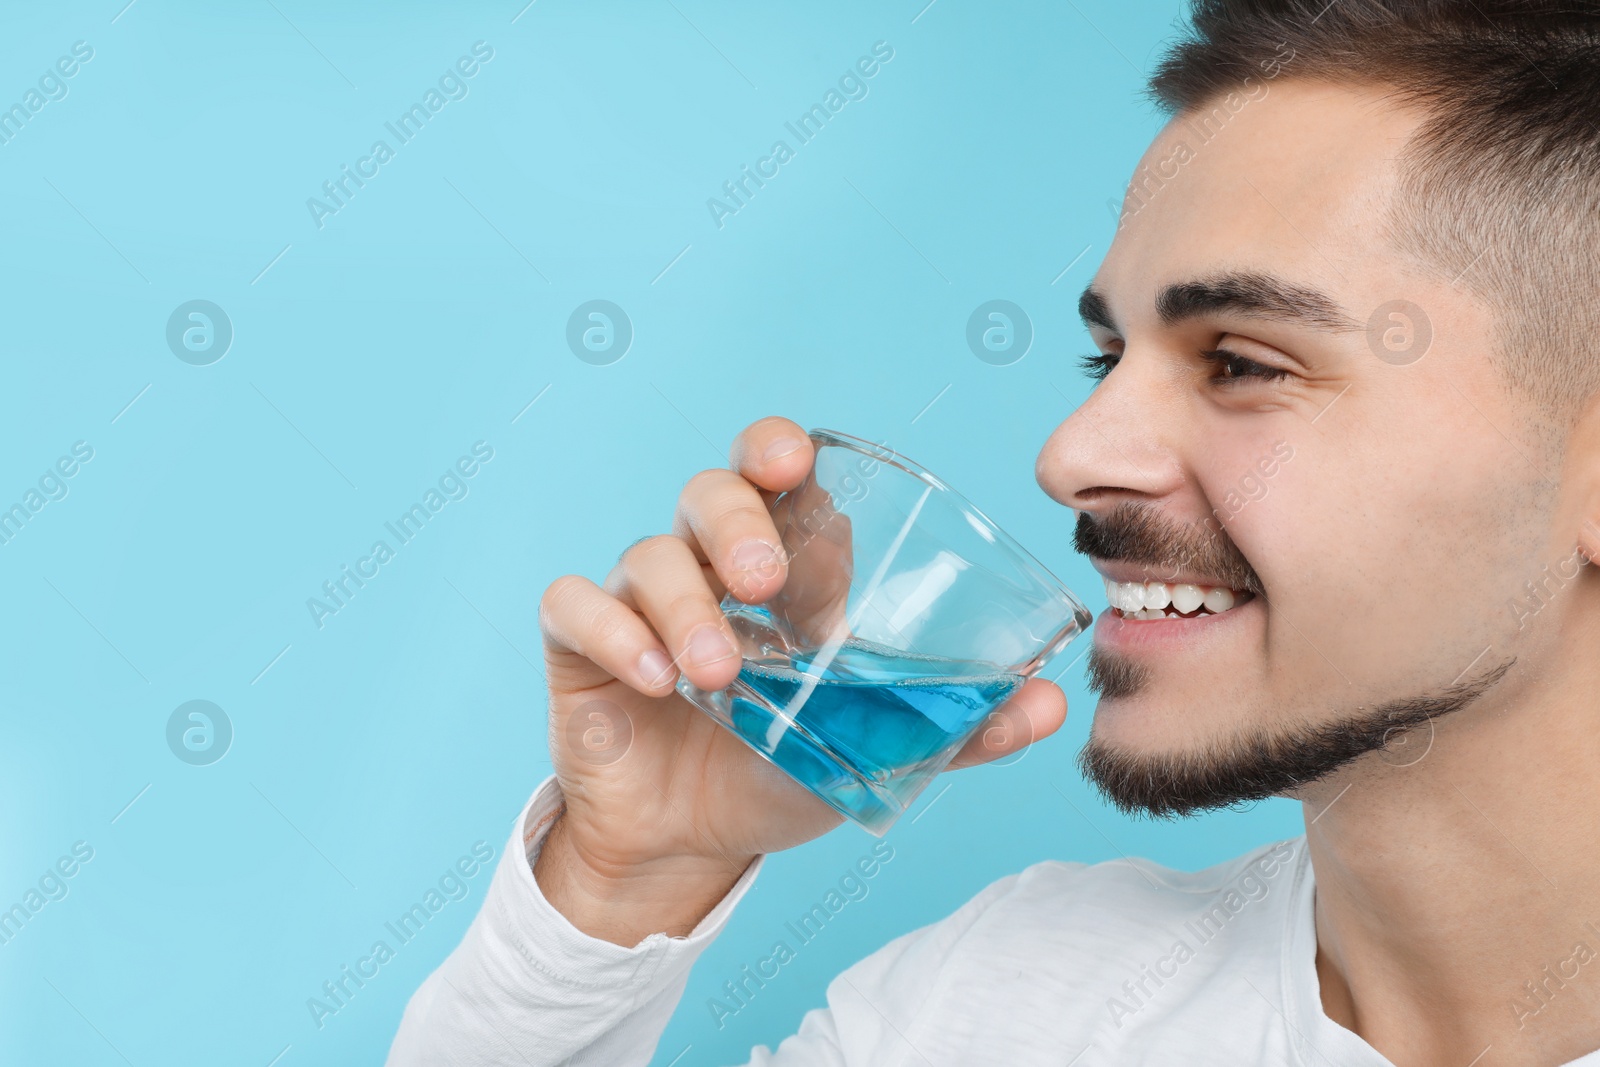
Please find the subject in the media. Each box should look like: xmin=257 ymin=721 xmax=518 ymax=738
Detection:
xmin=386 ymin=774 xmax=1032 ymax=1067
xmin=385 ymin=774 xmax=766 ymax=1067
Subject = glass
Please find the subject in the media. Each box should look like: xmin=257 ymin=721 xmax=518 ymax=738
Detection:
xmin=676 ymin=429 xmax=1092 ymax=835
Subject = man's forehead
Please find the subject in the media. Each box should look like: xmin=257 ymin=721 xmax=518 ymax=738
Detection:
xmin=1139 ymin=79 xmax=1421 ymax=215
xmin=1097 ymin=80 xmax=1426 ymax=326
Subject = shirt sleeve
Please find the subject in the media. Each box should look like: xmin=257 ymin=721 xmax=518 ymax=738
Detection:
xmin=384 ymin=773 xmax=765 ymax=1067
xmin=386 ymin=774 xmax=1027 ymax=1067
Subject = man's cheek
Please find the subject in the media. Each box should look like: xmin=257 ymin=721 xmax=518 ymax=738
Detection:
xmin=1245 ymin=453 xmax=1412 ymax=684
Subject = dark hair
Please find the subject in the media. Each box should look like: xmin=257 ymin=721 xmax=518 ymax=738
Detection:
xmin=1148 ymin=0 xmax=1600 ymax=424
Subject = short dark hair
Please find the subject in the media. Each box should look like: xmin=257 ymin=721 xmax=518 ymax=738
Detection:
xmin=1148 ymin=0 xmax=1600 ymax=427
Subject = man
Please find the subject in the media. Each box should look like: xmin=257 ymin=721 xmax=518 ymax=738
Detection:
xmin=387 ymin=0 xmax=1600 ymax=1063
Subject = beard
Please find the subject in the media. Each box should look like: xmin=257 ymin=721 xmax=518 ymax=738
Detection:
xmin=1078 ymin=647 xmax=1515 ymax=819
xmin=1071 ymin=502 xmax=1514 ymax=819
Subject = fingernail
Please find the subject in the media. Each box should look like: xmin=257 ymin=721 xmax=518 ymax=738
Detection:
xmin=763 ymin=436 xmax=804 ymax=462
xmin=639 ymin=648 xmax=675 ymax=687
xmin=686 ymin=624 xmax=738 ymax=668
xmin=731 ymin=539 xmax=779 ymax=573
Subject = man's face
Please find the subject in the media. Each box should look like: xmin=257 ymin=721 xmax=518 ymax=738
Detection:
xmin=1036 ymin=80 xmax=1574 ymax=813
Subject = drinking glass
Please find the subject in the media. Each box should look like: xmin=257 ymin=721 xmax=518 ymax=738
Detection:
xmin=677 ymin=429 xmax=1092 ymax=835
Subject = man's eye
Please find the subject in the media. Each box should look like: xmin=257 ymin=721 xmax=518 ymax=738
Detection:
xmin=1078 ymin=351 xmax=1120 ymax=382
xmin=1200 ymin=348 xmax=1290 ymax=384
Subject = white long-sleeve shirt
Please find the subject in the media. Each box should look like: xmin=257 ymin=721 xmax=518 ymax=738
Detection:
xmin=386 ymin=774 xmax=1600 ymax=1066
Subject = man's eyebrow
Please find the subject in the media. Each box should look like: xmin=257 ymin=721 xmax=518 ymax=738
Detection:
xmin=1076 ymin=273 xmax=1361 ymax=337
xmin=1078 ymin=286 xmax=1118 ymax=332
xmin=1155 ymin=272 xmax=1363 ymax=332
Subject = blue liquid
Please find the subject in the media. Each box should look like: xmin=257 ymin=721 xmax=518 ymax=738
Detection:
xmin=726 ymin=638 xmax=1024 ymax=829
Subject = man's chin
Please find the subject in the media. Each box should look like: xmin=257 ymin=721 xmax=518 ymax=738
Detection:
xmin=1085 ymin=645 xmax=1153 ymax=702
xmin=1082 ymin=648 xmax=1245 ymax=756
xmin=1076 ymin=735 xmax=1286 ymax=820
xmin=1077 ymin=653 xmax=1519 ymax=820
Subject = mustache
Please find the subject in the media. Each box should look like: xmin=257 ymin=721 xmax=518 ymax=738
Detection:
xmin=1072 ymin=502 xmax=1265 ymax=597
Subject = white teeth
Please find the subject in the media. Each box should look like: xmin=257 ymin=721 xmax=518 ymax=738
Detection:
xmin=1118 ymin=582 xmax=1146 ymax=612
xmin=1103 ymin=578 xmax=1245 ymax=618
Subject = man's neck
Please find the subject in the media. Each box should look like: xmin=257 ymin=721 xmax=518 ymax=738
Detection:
xmin=1302 ymin=649 xmax=1600 ymax=1067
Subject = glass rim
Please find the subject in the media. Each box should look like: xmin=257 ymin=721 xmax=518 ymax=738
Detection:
xmin=805 ymin=427 xmax=1088 ymax=620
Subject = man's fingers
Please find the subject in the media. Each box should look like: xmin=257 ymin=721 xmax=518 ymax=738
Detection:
xmin=666 ymin=417 xmax=814 ymax=606
xmin=947 ymin=678 xmax=1068 ymax=770
xmin=766 ymin=505 xmax=853 ymax=648
xmin=539 ymin=574 xmax=680 ymax=696
xmin=603 ymin=535 xmax=746 ymax=692
xmin=728 ymin=415 xmax=814 ymax=493
xmin=672 ymin=468 xmax=790 ymax=605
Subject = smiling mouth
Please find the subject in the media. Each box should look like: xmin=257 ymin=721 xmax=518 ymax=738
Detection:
xmin=1102 ymin=579 xmax=1256 ymax=621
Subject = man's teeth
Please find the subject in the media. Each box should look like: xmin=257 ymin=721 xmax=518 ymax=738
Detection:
xmin=1103 ymin=579 xmax=1242 ymax=619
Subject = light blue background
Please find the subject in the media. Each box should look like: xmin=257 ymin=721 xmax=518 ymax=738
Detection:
xmin=0 ymin=2 xmax=1301 ymax=1064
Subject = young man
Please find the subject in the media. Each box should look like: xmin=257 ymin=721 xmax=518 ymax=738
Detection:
xmin=388 ymin=1 xmax=1600 ymax=1063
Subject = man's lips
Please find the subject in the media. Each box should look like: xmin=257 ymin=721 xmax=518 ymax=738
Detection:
xmin=1093 ymin=594 xmax=1262 ymax=654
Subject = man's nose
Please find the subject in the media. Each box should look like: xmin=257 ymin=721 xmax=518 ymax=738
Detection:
xmin=1035 ymin=358 xmax=1184 ymax=514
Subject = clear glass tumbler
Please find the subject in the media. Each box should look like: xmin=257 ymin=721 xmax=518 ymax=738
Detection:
xmin=676 ymin=429 xmax=1092 ymax=835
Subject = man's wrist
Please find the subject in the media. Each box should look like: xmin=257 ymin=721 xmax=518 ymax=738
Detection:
xmin=531 ymin=809 xmax=757 ymax=947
